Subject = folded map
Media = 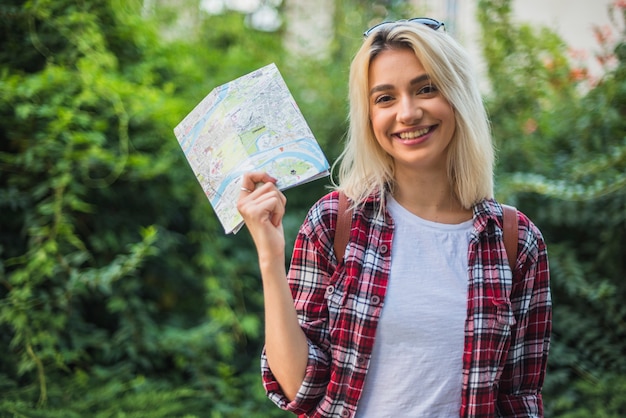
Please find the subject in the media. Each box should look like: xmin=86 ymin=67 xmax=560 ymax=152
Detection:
xmin=173 ymin=63 xmax=330 ymax=234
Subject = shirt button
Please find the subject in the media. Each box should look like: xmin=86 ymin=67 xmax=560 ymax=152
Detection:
xmin=379 ymin=244 xmax=388 ymax=254
xmin=325 ymin=285 xmax=335 ymax=296
xmin=341 ymin=409 xmax=351 ymax=417
xmin=357 ymin=356 xmax=366 ymax=365
xmin=371 ymin=295 xmax=381 ymax=305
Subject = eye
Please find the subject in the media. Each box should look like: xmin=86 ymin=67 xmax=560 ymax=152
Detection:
xmin=374 ymin=94 xmax=394 ymax=105
xmin=417 ymin=84 xmax=438 ymax=96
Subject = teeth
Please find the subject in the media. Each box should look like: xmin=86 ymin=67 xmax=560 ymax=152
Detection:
xmin=399 ymin=127 xmax=430 ymax=140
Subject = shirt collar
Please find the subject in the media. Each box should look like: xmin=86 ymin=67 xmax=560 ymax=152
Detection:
xmin=358 ymin=191 xmax=502 ymax=231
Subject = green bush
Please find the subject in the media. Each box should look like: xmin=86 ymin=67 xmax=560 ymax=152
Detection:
xmin=0 ymin=0 xmax=286 ymax=415
xmin=479 ymin=0 xmax=626 ymax=414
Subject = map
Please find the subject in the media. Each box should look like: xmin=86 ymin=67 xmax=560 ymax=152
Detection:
xmin=173 ymin=63 xmax=330 ymax=234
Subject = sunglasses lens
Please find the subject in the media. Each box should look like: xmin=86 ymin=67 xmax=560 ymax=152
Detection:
xmin=363 ymin=22 xmax=387 ymax=37
xmin=411 ymin=18 xmax=444 ymax=30
xmin=363 ymin=17 xmax=445 ymax=37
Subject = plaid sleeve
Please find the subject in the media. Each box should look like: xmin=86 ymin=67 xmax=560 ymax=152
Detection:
xmin=261 ymin=193 xmax=338 ymax=415
xmin=496 ymin=211 xmax=552 ymax=417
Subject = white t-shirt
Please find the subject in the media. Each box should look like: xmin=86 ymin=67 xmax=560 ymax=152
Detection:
xmin=356 ymin=196 xmax=473 ymax=417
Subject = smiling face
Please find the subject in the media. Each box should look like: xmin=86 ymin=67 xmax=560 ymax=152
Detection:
xmin=368 ymin=47 xmax=456 ymax=177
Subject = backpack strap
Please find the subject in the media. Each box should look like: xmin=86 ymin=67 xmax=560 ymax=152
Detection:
xmin=502 ymin=204 xmax=519 ymax=272
xmin=334 ymin=191 xmax=352 ymax=264
xmin=333 ymin=193 xmax=519 ymax=272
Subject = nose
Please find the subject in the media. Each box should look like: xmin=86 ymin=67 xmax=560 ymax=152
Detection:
xmin=396 ymin=95 xmax=422 ymax=125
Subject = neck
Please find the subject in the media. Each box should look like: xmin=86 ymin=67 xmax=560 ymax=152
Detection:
xmin=391 ymin=170 xmax=471 ymax=224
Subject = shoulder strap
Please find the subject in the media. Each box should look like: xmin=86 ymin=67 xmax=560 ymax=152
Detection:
xmin=334 ymin=191 xmax=352 ymax=264
xmin=502 ymin=204 xmax=519 ymax=272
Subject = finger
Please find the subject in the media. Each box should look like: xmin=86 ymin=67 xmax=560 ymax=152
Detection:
xmin=238 ymin=180 xmax=276 ymax=206
xmin=246 ymin=186 xmax=286 ymax=211
xmin=240 ymin=172 xmax=277 ymax=191
xmin=253 ymin=189 xmax=286 ymax=226
xmin=237 ymin=186 xmax=286 ymax=222
xmin=239 ymin=172 xmax=277 ymax=202
xmin=256 ymin=184 xmax=287 ymax=214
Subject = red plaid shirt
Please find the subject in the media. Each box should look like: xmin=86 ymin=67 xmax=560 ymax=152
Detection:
xmin=262 ymin=191 xmax=551 ymax=417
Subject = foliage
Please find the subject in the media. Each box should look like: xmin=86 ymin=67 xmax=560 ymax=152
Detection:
xmin=479 ymin=0 xmax=626 ymax=415
xmin=2 ymin=0 xmax=626 ymax=415
xmin=0 ymin=0 xmax=286 ymax=415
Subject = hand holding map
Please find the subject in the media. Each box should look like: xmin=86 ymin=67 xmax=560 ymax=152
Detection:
xmin=173 ymin=63 xmax=330 ymax=234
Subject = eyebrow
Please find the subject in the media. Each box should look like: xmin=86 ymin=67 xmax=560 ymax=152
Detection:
xmin=369 ymin=74 xmax=432 ymax=96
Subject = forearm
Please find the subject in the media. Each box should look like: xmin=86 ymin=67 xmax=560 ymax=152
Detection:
xmin=259 ymin=256 xmax=309 ymax=402
xmin=236 ymin=173 xmax=310 ymax=401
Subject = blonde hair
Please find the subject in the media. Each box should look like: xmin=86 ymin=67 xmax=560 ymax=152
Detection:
xmin=334 ymin=22 xmax=494 ymax=209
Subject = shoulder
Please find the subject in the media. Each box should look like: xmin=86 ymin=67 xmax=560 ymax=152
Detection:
xmin=304 ymin=189 xmax=383 ymax=223
xmin=474 ymin=199 xmax=542 ymax=234
xmin=513 ymin=208 xmax=548 ymax=268
xmin=300 ymin=190 xmax=383 ymax=242
xmin=298 ymin=191 xmax=341 ymax=245
xmin=474 ymin=199 xmax=547 ymax=257
xmin=304 ymin=190 xmax=341 ymax=226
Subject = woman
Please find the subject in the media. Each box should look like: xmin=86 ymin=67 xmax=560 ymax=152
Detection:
xmin=237 ymin=18 xmax=551 ymax=418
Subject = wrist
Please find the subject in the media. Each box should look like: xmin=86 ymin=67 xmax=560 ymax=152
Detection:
xmin=258 ymin=252 xmax=286 ymax=275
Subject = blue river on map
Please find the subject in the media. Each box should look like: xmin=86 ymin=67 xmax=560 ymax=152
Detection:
xmin=209 ymin=137 xmax=329 ymax=206
xmin=179 ymin=85 xmax=230 ymax=154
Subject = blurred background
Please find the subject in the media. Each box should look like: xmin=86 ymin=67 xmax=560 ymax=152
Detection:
xmin=1 ymin=0 xmax=624 ymax=416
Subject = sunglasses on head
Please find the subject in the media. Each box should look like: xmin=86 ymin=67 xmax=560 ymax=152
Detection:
xmin=363 ymin=17 xmax=445 ymax=38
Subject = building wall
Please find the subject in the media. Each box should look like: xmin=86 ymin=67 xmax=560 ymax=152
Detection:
xmin=416 ymin=0 xmax=619 ymax=82
xmin=284 ymin=0 xmax=335 ymax=59
xmin=512 ymin=0 xmax=618 ymax=76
